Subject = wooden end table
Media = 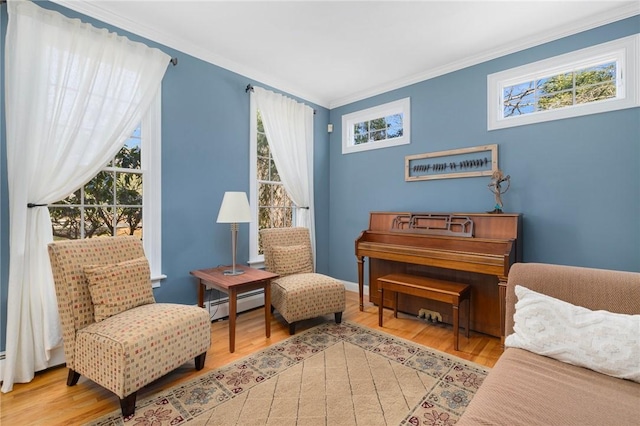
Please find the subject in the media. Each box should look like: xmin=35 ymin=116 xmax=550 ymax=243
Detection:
xmin=190 ymin=265 xmax=279 ymax=353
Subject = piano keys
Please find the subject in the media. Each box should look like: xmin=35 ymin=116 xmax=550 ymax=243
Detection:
xmin=355 ymin=212 xmax=522 ymax=339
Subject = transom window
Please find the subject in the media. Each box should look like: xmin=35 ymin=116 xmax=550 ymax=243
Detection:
xmin=488 ymin=34 xmax=639 ymax=130
xmin=353 ymin=113 xmax=404 ymax=144
xmin=342 ymin=97 xmax=411 ymax=154
xmin=503 ymin=61 xmax=616 ymax=117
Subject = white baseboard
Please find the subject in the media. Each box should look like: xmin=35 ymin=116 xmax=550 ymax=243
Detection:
xmin=341 ymin=279 xmax=367 ymax=296
xmin=48 ymin=346 xmax=66 ymax=368
xmin=0 ymin=346 xmax=66 ymax=384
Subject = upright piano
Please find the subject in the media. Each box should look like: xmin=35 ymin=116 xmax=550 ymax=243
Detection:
xmin=355 ymin=212 xmax=522 ymax=339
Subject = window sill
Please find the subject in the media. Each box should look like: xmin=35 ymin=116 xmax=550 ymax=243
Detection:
xmin=248 ymin=258 xmax=265 ymax=270
xmin=151 ymin=274 xmax=166 ymax=289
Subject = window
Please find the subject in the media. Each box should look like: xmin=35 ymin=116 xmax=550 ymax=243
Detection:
xmin=50 ymin=130 xmax=142 ymax=240
xmin=49 ymin=93 xmax=163 ymax=284
xmin=342 ymin=97 xmax=411 ymax=154
xmin=488 ymin=34 xmax=640 ymax=130
xmin=249 ymin=102 xmax=294 ymax=265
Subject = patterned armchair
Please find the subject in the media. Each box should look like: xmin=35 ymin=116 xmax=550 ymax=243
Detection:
xmin=48 ymin=236 xmax=211 ymax=418
xmin=260 ymin=227 xmax=345 ymax=334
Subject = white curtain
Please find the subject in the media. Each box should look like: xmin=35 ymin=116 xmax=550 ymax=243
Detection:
xmin=252 ymin=87 xmax=316 ymax=263
xmin=2 ymin=0 xmax=169 ymax=392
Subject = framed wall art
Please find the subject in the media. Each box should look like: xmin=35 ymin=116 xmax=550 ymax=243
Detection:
xmin=405 ymin=144 xmax=498 ymax=181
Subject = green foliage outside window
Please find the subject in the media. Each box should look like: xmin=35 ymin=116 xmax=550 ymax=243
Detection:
xmin=256 ymin=112 xmax=293 ymax=254
xmin=503 ymin=62 xmax=616 ymax=117
xmin=50 ymin=135 xmax=143 ymax=240
xmin=353 ymin=113 xmax=404 ymax=145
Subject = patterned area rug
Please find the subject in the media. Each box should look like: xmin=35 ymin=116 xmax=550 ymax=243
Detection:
xmin=90 ymin=321 xmax=489 ymax=426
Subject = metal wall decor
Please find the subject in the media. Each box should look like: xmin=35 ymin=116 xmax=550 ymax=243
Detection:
xmin=405 ymin=144 xmax=498 ymax=181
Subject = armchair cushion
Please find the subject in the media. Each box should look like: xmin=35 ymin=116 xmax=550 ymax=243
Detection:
xmin=270 ymin=244 xmax=313 ymax=276
xmin=75 ymin=303 xmax=210 ymax=398
xmin=85 ymin=256 xmax=155 ymax=322
xmin=271 ymin=273 xmax=345 ymax=323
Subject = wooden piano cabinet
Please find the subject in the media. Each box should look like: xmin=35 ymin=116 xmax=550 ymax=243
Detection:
xmin=355 ymin=212 xmax=522 ymax=341
xmin=370 ymin=260 xmax=501 ymax=337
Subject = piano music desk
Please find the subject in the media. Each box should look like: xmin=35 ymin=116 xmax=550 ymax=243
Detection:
xmin=378 ymin=273 xmax=470 ymax=351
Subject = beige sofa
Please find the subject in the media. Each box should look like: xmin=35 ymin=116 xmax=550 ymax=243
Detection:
xmin=458 ymin=262 xmax=640 ymax=425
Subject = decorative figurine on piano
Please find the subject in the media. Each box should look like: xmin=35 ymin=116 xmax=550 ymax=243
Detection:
xmin=487 ymin=169 xmax=510 ymax=214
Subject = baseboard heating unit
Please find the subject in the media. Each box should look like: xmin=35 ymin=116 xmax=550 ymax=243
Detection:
xmin=204 ymin=289 xmax=265 ymax=322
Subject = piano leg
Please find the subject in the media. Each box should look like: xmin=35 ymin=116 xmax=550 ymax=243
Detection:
xmin=357 ymin=256 xmax=365 ymax=311
xmin=378 ymin=287 xmax=384 ymax=326
xmin=453 ymin=301 xmax=460 ymax=351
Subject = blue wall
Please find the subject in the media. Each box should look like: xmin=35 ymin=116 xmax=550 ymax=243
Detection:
xmin=0 ymin=2 xmax=330 ymax=353
xmin=328 ymin=16 xmax=640 ymax=284
xmin=1 ymin=2 xmax=638 ymax=355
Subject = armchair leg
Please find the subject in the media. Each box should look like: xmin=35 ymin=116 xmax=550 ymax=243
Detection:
xmin=289 ymin=322 xmax=296 ymax=335
xmin=120 ymin=392 xmax=137 ymax=418
xmin=335 ymin=312 xmax=343 ymax=324
xmin=195 ymin=352 xmax=207 ymax=371
xmin=66 ymin=369 xmax=80 ymax=386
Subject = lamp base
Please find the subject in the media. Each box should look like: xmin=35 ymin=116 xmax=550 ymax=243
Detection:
xmin=223 ymin=269 xmax=245 ymax=276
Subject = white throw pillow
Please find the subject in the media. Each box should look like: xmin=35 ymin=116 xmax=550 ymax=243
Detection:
xmin=505 ymin=285 xmax=640 ymax=383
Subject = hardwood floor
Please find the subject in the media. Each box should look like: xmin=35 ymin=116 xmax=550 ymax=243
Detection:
xmin=0 ymin=290 xmax=502 ymax=425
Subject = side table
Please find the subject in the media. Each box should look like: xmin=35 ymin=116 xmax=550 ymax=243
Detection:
xmin=190 ymin=265 xmax=279 ymax=353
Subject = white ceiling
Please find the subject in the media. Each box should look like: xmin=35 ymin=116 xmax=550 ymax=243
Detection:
xmin=52 ymin=1 xmax=640 ymax=108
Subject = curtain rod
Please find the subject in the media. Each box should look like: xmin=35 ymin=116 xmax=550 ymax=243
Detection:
xmin=245 ymin=84 xmax=316 ymax=114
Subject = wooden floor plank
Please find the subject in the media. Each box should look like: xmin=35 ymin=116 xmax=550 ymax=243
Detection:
xmin=0 ymin=290 xmax=502 ymax=425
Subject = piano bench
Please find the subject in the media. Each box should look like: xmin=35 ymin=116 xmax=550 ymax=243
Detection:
xmin=377 ymin=273 xmax=471 ymax=351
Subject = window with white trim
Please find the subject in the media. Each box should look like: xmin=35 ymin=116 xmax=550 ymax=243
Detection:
xmin=488 ymin=34 xmax=640 ymax=130
xmin=49 ymin=93 xmax=163 ymax=284
xmin=249 ymin=100 xmax=294 ymax=266
xmin=342 ymin=97 xmax=411 ymax=154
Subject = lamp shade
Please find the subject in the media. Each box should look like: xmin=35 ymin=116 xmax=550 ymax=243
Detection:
xmin=216 ymin=191 xmax=252 ymax=223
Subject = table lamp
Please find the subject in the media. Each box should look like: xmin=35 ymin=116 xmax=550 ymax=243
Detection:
xmin=216 ymin=191 xmax=252 ymax=275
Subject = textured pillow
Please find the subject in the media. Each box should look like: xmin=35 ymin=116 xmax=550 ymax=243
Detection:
xmin=270 ymin=244 xmax=313 ymax=276
xmin=85 ymin=256 xmax=155 ymax=322
xmin=505 ymin=285 xmax=640 ymax=382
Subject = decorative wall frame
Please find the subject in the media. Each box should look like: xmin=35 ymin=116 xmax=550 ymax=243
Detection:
xmin=405 ymin=144 xmax=498 ymax=181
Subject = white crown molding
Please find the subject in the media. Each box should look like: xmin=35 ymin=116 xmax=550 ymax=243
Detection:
xmin=330 ymin=3 xmax=640 ymax=108
xmin=51 ymin=1 xmax=639 ymax=110
xmin=49 ymin=0 xmax=329 ymax=108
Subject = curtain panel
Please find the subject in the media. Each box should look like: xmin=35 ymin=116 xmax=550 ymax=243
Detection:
xmin=252 ymin=87 xmax=316 ymax=264
xmin=2 ymin=0 xmax=169 ymax=392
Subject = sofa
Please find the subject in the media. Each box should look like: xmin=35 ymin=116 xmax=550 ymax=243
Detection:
xmin=458 ymin=262 xmax=640 ymax=425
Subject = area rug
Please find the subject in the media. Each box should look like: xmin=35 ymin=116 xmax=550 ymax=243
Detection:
xmin=90 ymin=321 xmax=489 ymax=426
